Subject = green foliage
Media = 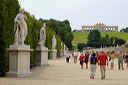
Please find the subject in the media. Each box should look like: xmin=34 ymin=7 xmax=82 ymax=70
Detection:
xmin=0 ymin=0 xmax=20 ymax=77
xmin=64 ymin=32 xmax=73 ymax=50
xmin=114 ymin=37 xmax=126 ymax=46
xmin=0 ymin=0 xmax=7 ymax=77
xmin=87 ymin=30 xmax=101 ymax=47
xmin=3 ymin=0 xmax=20 ymax=47
xmin=46 ymin=19 xmax=73 ymax=50
xmin=120 ymin=27 xmax=128 ymax=32
xmin=77 ymin=43 xmax=85 ymax=52
xmin=72 ymin=32 xmax=128 ymax=46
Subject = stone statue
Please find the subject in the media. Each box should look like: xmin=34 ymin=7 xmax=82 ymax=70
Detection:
xmin=52 ymin=35 xmax=56 ymax=49
xmin=13 ymin=9 xmax=28 ymax=45
xmin=61 ymin=42 xmax=63 ymax=50
xmin=39 ymin=23 xmax=46 ymax=47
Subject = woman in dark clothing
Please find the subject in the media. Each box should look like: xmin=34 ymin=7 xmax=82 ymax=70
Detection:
xmin=84 ymin=51 xmax=89 ymax=69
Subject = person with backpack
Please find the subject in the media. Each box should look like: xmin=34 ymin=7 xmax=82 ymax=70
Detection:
xmin=90 ymin=53 xmax=97 ymax=79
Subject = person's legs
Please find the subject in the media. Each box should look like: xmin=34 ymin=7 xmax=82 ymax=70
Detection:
xmin=74 ymin=57 xmax=77 ymax=63
xmin=86 ymin=62 xmax=88 ymax=69
xmin=90 ymin=65 xmax=93 ymax=79
xmin=92 ymin=65 xmax=96 ymax=79
xmin=121 ymin=60 xmax=124 ymax=70
xmin=100 ymin=66 xmax=104 ymax=79
xmin=80 ymin=61 xmax=83 ymax=69
xmin=127 ymin=62 xmax=128 ymax=69
xmin=103 ymin=66 xmax=106 ymax=79
xmin=118 ymin=60 xmax=121 ymax=70
xmin=112 ymin=63 xmax=114 ymax=69
xmin=74 ymin=57 xmax=75 ymax=63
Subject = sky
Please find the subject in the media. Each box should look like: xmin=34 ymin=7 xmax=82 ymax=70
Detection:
xmin=19 ymin=0 xmax=128 ymax=31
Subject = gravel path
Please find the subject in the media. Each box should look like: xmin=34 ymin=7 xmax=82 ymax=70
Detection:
xmin=0 ymin=57 xmax=128 ymax=85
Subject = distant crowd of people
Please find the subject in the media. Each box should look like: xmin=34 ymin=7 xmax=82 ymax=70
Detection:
xmin=64 ymin=50 xmax=128 ymax=80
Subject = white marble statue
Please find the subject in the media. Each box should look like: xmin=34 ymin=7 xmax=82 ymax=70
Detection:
xmin=61 ymin=42 xmax=63 ymax=50
xmin=13 ymin=9 xmax=28 ymax=45
xmin=52 ymin=35 xmax=56 ymax=49
xmin=39 ymin=23 xmax=46 ymax=47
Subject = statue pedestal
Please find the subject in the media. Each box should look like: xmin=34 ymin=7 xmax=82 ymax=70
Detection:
xmin=60 ymin=50 xmax=64 ymax=57
xmin=36 ymin=46 xmax=48 ymax=66
xmin=6 ymin=45 xmax=32 ymax=77
xmin=50 ymin=49 xmax=57 ymax=59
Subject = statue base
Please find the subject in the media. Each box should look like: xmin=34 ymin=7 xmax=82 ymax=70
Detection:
xmin=36 ymin=46 xmax=49 ymax=66
xmin=50 ymin=49 xmax=57 ymax=60
xmin=60 ymin=50 xmax=64 ymax=57
xmin=6 ymin=45 xmax=33 ymax=77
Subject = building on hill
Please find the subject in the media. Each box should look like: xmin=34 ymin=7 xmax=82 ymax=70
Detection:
xmin=82 ymin=23 xmax=118 ymax=32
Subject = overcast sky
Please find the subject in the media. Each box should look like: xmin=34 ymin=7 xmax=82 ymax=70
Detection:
xmin=19 ymin=0 xmax=128 ymax=31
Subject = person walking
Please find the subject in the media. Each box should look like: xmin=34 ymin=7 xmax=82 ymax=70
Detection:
xmin=124 ymin=51 xmax=128 ymax=69
xmin=73 ymin=51 xmax=78 ymax=63
xmin=110 ymin=51 xmax=115 ymax=70
xmin=98 ymin=51 xmax=108 ymax=79
xmin=84 ymin=51 xmax=89 ymax=69
xmin=118 ymin=51 xmax=124 ymax=70
xmin=79 ymin=53 xmax=85 ymax=69
xmin=65 ymin=51 xmax=70 ymax=63
xmin=90 ymin=53 xmax=97 ymax=79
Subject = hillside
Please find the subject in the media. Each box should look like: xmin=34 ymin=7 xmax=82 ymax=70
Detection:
xmin=72 ymin=32 xmax=128 ymax=46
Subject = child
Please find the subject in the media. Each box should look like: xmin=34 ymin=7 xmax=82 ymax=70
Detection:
xmin=90 ymin=53 xmax=97 ymax=79
xmin=79 ymin=53 xmax=84 ymax=69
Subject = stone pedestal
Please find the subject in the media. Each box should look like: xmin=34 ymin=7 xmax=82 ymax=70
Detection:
xmin=50 ymin=49 xmax=57 ymax=59
xmin=36 ymin=46 xmax=48 ymax=66
xmin=6 ymin=45 xmax=32 ymax=77
xmin=60 ymin=50 xmax=64 ymax=57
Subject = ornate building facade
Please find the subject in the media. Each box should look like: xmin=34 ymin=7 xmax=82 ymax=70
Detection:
xmin=82 ymin=23 xmax=118 ymax=32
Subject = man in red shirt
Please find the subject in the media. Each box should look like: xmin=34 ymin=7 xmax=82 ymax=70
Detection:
xmin=98 ymin=51 xmax=108 ymax=79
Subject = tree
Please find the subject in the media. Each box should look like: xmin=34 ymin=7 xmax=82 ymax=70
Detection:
xmin=64 ymin=32 xmax=73 ymax=50
xmin=104 ymin=35 xmax=111 ymax=47
xmin=42 ymin=19 xmax=73 ymax=50
xmin=114 ymin=37 xmax=126 ymax=46
xmin=87 ymin=30 xmax=101 ymax=47
xmin=77 ymin=43 xmax=85 ymax=51
xmin=120 ymin=27 xmax=128 ymax=32
xmin=3 ymin=0 xmax=20 ymax=47
xmin=0 ymin=0 xmax=6 ymax=77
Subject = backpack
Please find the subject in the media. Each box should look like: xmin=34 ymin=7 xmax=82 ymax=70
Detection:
xmin=90 ymin=56 xmax=96 ymax=64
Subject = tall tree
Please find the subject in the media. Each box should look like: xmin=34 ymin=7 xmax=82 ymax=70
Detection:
xmin=87 ymin=30 xmax=101 ymax=47
xmin=3 ymin=0 xmax=20 ymax=47
xmin=0 ymin=0 xmax=6 ymax=77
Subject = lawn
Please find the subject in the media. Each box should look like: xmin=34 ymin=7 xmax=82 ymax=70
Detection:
xmin=72 ymin=32 xmax=128 ymax=46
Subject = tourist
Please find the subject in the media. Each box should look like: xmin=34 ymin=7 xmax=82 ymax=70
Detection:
xmin=65 ymin=52 xmax=71 ymax=63
xmin=124 ymin=51 xmax=128 ymax=69
xmin=98 ymin=51 xmax=108 ymax=79
xmin=90 ymin=53 xmax=97 ymax=79
xmin=118 ymin=51 xmax=124 ymax=70
xmin=110 ymin=51 xmax=115 ymax=70
xmin=84 ymin=51 xmax=89 ymax=69
xmin=73 ymin=51 xmax=78 ymax=63
xmin=79 ymin=53 xmax=85 ymax=69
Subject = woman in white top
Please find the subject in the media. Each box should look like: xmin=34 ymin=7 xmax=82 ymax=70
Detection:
xmin=110 ymin=51 xmax=115 ymax=70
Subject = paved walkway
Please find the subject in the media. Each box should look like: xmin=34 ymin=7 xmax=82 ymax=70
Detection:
xmin=0 ymin=57 xmax=128 ymax=85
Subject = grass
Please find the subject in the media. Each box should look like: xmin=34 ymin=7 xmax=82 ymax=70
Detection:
xmin=72 ymin=32 xmax=128 ymax=46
